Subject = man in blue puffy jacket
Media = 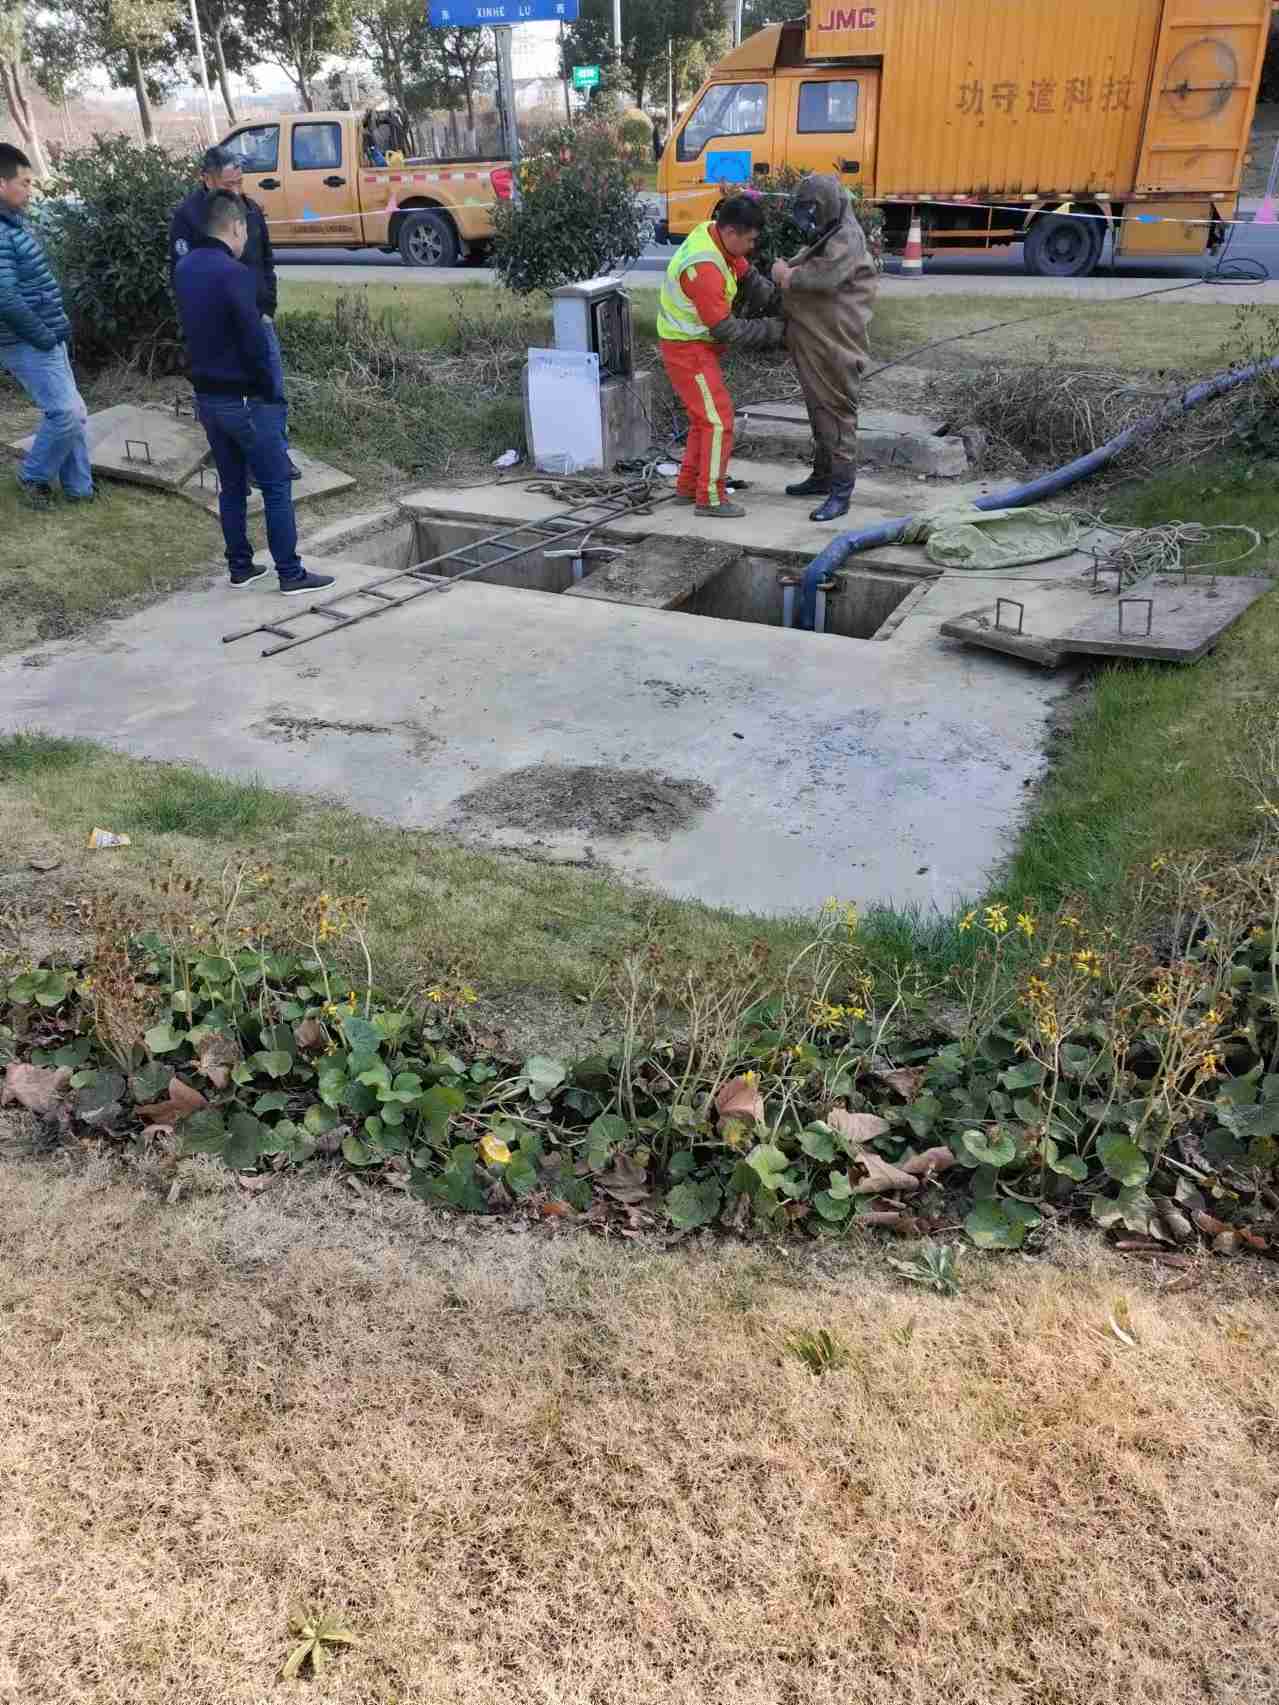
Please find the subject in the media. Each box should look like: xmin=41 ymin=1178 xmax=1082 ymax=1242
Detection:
xmin=0 ymin=143 xmax=94 ymax=509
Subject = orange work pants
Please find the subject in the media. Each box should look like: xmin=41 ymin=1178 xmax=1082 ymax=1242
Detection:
xmin=660 ymin=338 xmax=734 ymax=508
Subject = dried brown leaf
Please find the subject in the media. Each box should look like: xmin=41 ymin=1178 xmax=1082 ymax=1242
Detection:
xmin=852 ymin=1152 xmax=921 ymax=1195
xmin=1194 ymin=1210 xmax=1232 ymax=1238
xmin=293 ymin=1017 xmax=326 ymax=1053
xmin=715 ymin=1075 xmax=765 ymax=1124
xmin=596 ymin=1154 xmax=651 ymax=1205
xmin=899 ymin=1145 xmax=955 ymax=1178
xmin=138 ymin=1076 xmax=208 ymax=1126
xmin=196 ymin=1033 xmax=241 ymax=1089
xmin=873 ymin=1066 xmax=925 ymax=1101
xmin=827 ymin=1108 xmax=890 ymax=1147
xmin=1 ymin=1062 xmax=72 ymax=1115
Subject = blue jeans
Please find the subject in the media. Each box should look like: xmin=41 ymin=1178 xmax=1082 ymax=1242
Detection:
xmin=0 ymin=340 xmax=94 ymax=497
xmin=194 ymin=393 xmax=304 ymax=584
xmin=261 ymin=319 xmax=289 ymax=442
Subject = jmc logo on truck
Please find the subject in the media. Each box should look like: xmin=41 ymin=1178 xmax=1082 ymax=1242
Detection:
xmin=814 ymin=6 xmax=877 ymax=28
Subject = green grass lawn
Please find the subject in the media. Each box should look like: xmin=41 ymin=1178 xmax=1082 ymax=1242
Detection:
xmin=275 ymin=277 xmax=1246 ymax=376
xmin=994 ymin=455 xmax=1279 ymax=915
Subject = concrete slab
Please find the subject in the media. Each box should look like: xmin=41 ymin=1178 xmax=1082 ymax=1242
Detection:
xmin=0 ymin=512 xmax=1075 ymax=918
xmin=11 ymin=403 xmax=210 ymax=492
xmin=179 ymin=447 xmax=357 ymax=516
xmin=737 ymin=402 xmax=968 ymax=478
xmin=1058 ymin=574 xmax=1273 ymax=662
xmin=941 ymin=568 xmax=1274 ymax=666
xmin=564 ymin=538 xmax=739 ymax=609
xmin=400 ymin=460 xmax=1000 ymax=562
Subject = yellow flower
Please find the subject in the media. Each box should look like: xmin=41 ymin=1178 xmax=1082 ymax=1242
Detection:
xmin=959 ymin=909 xmax=977 ymax=933
xmin=850 ymin=1006 xmax=867 ymax=1021
xmin=984 ymin=904 xmax=1009 ymax=937
xmin=1203 ymin=1008 xmax=1224 ymax=1026
xmin=480 ymin=1130 xmax=512 ymax=1166
xmin=1149 ymin=856 xmax=1167 ymax=873
xmin=1016 ymin=911 xmax=1037 ymax=939
xmin=1197 ymin=1050 xmax=1222 ymax=1078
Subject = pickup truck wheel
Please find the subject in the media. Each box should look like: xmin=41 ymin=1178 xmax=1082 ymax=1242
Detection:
xmin=398 ymin=210 xmax=458 ymax=268
xmin=1023 ymin=213 xmax=1103 ymax=278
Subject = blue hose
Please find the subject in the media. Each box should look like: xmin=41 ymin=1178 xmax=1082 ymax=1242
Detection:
xmin=797 ymin=353 xmax=1279 ymax=630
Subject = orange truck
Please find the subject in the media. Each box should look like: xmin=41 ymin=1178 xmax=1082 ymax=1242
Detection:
xmin=216 ymin=110 xmax=513 ymax=267
xmin=656 ymin=0 xmax=1273 ymax=275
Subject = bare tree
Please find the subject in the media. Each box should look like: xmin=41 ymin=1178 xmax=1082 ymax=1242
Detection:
xmin=0 ymin=1 xmax=50 ymax=175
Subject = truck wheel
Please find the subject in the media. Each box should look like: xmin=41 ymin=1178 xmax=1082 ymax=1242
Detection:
xmin=398 ymin=210 xmax=459 ymax=268
xmin=1023 ymin=214 xmax=1103 ymax=278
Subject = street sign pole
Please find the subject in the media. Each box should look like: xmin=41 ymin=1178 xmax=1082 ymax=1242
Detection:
xmin=495 ymin=25 xmax=520 ymax=171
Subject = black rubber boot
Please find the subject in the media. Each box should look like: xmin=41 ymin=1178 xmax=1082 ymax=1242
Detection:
xmin=810 ymin=480 xmax=854 ymax=523
xmin=785 ymin=470 xmax=830 ymax=498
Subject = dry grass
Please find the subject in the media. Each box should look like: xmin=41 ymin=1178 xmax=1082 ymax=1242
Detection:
xmin=0 ymin=1149 xmax=1276 ymax=1705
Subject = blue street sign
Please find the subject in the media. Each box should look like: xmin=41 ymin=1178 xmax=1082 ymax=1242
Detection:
xmin=430 ymin=0 xmax=578 ymax=22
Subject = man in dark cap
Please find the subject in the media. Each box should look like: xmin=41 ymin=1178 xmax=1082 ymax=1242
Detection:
xmin=169 ymin=144 xmax=299 ymax=477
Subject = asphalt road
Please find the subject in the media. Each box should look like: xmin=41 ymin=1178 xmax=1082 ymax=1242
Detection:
xmin=274 ymin=209 xmax=1279 ymax=295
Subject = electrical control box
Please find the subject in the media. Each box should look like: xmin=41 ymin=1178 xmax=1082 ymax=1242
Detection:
xmin=549 ymin=277 xmax=634 ymax=380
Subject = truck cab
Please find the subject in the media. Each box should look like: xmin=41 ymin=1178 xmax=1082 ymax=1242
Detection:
xmin=217 ymin=111 xmax=513 ymax=267
xmin=658 ymin=27 xmax=878 ymax=238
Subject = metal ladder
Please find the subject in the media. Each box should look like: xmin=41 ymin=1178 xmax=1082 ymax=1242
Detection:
xmin=221 ymin=481 xmax=665 ymax=659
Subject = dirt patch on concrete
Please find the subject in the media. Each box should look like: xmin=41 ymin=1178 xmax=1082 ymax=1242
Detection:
xmin=452 ymin=764 xmax=713 ymax=841
xmin=250 ymin=710 xmax=440 ymax=758
xmin=642 ymin=677 xmax=711 ymax=708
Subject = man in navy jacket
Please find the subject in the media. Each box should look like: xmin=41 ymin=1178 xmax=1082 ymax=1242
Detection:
xmin=173 ymin=193 xmax=333 ymax=594
xmin=170 ymin=144 xmax=300 ymax=479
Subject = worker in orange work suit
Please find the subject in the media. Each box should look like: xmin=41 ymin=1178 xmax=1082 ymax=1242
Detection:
xmin=657 ymin=194 xmax=785 ymax=518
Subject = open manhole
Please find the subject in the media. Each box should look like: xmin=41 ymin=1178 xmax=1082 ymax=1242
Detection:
xmin=310 ymin=514 xmax=933 ymax=641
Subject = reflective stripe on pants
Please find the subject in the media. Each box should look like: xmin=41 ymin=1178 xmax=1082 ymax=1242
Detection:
xmin=660 ymin=338 xmax=734 ymax=508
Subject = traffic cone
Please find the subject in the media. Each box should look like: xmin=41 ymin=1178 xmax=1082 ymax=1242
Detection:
xmin=901 ymin=210 xmax=924 ymax=277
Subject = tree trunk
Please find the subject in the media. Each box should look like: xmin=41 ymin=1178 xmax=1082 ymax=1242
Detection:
xmin=464 ymin=79 xmax=474 ymax=126
xmin=211 ymin=25 xmax=237 ymax=125
xmin=129 ymin=47 xmax=155 ymax=143
xmin=448 ymin=107 xmax=459 ymax=152
xmin=0 ymin=58 xmax=49 ymax=176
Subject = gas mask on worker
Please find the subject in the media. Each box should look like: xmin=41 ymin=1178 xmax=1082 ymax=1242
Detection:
xmin=789 ymin=196 xmax=821 ymax=240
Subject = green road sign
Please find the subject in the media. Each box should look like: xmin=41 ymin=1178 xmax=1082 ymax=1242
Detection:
xmin=572 ymin=63 xmax=601 ymax=90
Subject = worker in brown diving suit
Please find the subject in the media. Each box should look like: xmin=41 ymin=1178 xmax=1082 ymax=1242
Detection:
xmin=770 ymin=172 xmax=877 ymax=523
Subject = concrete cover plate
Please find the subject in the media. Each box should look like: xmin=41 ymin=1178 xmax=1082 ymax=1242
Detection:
xmin=942 ymin=573 xmax=1273 ymax=666
xmin=179 ymin=447 xmax=356 ymax=515
xmin=11 ymin=402 xmax=210 ymax=491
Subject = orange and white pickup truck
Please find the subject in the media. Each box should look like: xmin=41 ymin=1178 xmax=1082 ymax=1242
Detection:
xmin=216 ymin=110 xmax=513 ymax=267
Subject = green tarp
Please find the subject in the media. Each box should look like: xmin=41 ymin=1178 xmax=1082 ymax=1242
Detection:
xmin=899 ymin=508 xmax=1082 ymax=571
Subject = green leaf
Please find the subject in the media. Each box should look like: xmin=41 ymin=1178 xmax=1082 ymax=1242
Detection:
xmin=194 ymin=956 xmax=233 ymax=983
xmin=998 ymin=1061 xmax=1045 ymax=1091
xmin=231 ymin=1062 xmax=255 ymax=1087
xmin=1091 ymin=1185 xmax=1158 ymax=1236
xmin=33 ymin=971 xmax=70 ymax=1008
xmin=1047 ymin=1149 xmax=1088 ymax=1181
xmin=745 ymin=1143 xmax=789 ymax=1190
xmin=144 ymin=1021 xmax=182 ymax=1055
xmin=522 ymin=1054 xmax=567 ymax=1099
xmin=825 ymin=1168 xmax=853 ymax=1201
xmin=667 ymin=1149 xmax=697 ymax=1181
xmin=904 ymin=1094 xmax=942 ymax=1139
xmin=340 ymin=1015 xmax=381 ymax=1060
xmin=342 ymin=1132 xmax=374 ymax=1167
xmin=254 ymin=1091 xmax=290 ymax=1115
xmin=965 ymin=1198 xmax=1041 ymax=1250
xmin=1097 ymin=1131 xmax=1150 ymax=1188
xmin=505 ymin=1151 xmax=540 ymax=1197
xmin=303 ymin=1103 xmax=338 ymax=1136
xmin=813 ymin=1189 xmax=853 ymax=1222
xmin=75 ymin=1069 xmax=125 ymax=1117
xmin=587 ymin=1112 xmax=628 ymax=1171
xmin=665 ymin=1177 xmax=722 ymax=1229
xmin=253 ymin=1049 xmax=293 ymax=1080
xmin=432 ymin=1143 xmax=485 ymax=1211
xmin=419 ymin=1083 xmax=466 ymax=1144
xmin=959 ymin=1127 xmax=1017 ymax=1168
xmin=129 ymin=1060 xmax=171 ymax=1103
xmin=1058 ymin=1043 xmax=1097 ymax=1079
xmin=799 ymin=1124 xmax=838 ymax=1163
xmin=178 ymin=1108 xmax=226 ymax=1156
xmin=225 ymin=1110 xmax=266 ymax=1170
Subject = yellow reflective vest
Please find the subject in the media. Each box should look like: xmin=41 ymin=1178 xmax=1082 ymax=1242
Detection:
xmin=656 ymin=222 xmax=738 ymax=343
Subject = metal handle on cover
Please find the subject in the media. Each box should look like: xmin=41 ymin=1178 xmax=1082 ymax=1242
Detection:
xmin=323 ymin=175 xmax=346 ymax=187
xmin=259 ymin=177 xmax=280 ymax=189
